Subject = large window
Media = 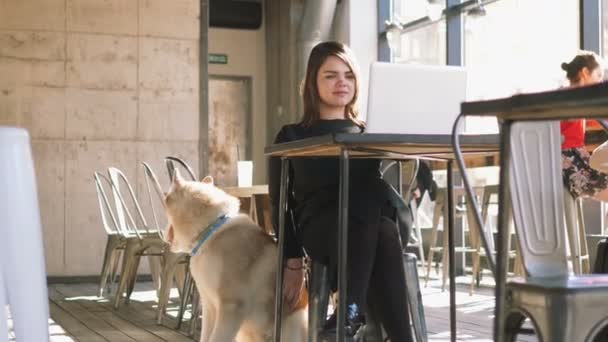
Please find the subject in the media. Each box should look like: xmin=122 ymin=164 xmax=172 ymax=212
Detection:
xmin=464 ymin=0 xmax=580 ymax=101
xmin=395 ymin=0 xmax=445 ymax=22
xmin=393 ymin=0 xmax=446 ymax=65
xmin=382 ymin=0 xmax=586 ymax=226
xmin=396 ymin=22 xmax=447 ymax=65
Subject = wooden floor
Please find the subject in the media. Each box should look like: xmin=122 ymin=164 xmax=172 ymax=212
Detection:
xmin=14 ymin=274 xmax=538 ymax=341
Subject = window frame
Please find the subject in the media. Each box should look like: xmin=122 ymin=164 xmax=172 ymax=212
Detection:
xmin=378 ymin=0 xmax=603 ymax=64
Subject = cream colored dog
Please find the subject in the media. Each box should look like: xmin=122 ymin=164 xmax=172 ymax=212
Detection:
xmin=163 ymin=170 xmax=307 ymax=342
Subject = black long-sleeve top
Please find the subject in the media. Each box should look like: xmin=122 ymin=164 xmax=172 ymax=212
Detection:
xmin=268 ymin=119 xmax=395 ymax=258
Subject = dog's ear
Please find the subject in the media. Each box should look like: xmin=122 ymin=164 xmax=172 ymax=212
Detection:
xmin=172 ymin=168 xmax=185 ymax=187
xmin=201 ymin=175 xmax=214 ymax=185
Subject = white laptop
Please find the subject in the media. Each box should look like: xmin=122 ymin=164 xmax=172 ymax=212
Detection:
xmin=365 ymin=62 xmax=467 ymax=135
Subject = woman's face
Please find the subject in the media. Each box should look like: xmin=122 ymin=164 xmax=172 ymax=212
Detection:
xmin=316 ymin=55 xmax=355 ymax=113
xmin=579 ymin=66 xmax=604 ymax=86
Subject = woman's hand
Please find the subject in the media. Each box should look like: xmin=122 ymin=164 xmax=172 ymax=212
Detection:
xmin=283 ymin=258 xmax=305 ymax=310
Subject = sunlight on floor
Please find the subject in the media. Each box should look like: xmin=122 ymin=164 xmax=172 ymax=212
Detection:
xmin=6 ymin=312 xmax=75 ymax=342
xmin=48 ymin=317 xmax=76 ymax=342
xmin=421 ymin=274 xmax=495 ymax=317
xmin=430 ymin=330 xmax=492 ymax=341
xmin=65 ymin=287 xmax=181 ymax=304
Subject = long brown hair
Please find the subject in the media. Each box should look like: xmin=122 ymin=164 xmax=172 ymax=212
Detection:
xmin=300 ymin=41 xmax=364 ymax=128
xmin=561 ymin=51 xmax=601 ymax=83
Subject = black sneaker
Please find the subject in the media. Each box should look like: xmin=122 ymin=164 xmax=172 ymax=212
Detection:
xmin=321 ymin=303 xmax=366 ymax=337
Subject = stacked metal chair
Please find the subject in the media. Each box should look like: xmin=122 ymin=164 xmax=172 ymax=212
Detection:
xmin=94 ymin=172 xmax=127 ymax=297
xmin=163 ymin=156 xmax=201 ymax=335
xmin=141 ymin=162 xmax=189 ymax=325
xmin=106 ymin=167 xmax=166 ymax=309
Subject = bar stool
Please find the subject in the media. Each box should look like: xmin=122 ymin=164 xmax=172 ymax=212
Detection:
xmin=424 ymin=187 xmax=482 ymax=291
xmin=563 ymin=186 xmax=591 ymax=274
xmin=471 ymin=184 xmax=523 ymax=292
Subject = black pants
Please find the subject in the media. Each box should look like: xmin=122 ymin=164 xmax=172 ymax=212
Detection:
xmin=301 ymin=204 xmax=414 ymax=342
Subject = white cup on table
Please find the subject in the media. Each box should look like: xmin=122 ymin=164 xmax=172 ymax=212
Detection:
xmin=237 ymin=160 xmax=253 ymax=187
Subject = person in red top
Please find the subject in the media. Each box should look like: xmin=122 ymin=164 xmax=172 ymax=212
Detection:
xmin=561 ymin=51 xmax=608 ymax=200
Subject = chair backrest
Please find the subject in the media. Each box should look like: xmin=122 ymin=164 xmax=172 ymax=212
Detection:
xmin=165 ymin=156 xmax=197 ymax=182
xmin=509 ymin=121 xmax=568 ymax=278
xmin=107 ymin=167 xmax=156 ymax=239
xmin=380 ymin=160 xmax=417 ymax=243
xmin=402 ymin=159 xmax=420 ymax=202
xmin=93 ymin=172 xmax=122 ymax=236
xmin=142 ymin=162 xmax=168 ymax=239
xmin=380 ymin=159 xmax=420 ymax=199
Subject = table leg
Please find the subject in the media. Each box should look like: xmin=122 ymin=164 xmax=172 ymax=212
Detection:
xmin=494 ymin=121 xmax=512 ymax=342
xmin=337 ymin=148 xmax=350 ymax=342
xmin=273 ymin=158 xmax=289 ymax=342
xmin=447 ymin=160 xmax=456 ymax=342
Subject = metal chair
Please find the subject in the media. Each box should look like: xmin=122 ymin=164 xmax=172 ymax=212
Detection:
xmin=141 ymin=162 xmax=189 ymax=325
xmin=496 ymin=121 xmax=608 ymax=341
xmin=93 ymin=172 xmax=127 ymax=297
xmin=386 ymin=160 xmax=428 ymax=342
xmin=398 ymin=160 xmax=426 ymax=267
xmin=380 ymin=160 xmax=423 ymax=254
xmin=164 ymin=156 xmax=201 ymax=333
xmin=107 ymin=167 xmax=166 ymax=310
xmin=403 ymin=253 xmax=428 ymax=342
xmin=165 ymin=156 xmax=197 ymax=181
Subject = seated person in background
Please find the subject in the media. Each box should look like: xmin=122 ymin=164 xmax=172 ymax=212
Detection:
xmin=268 ymin=41 xmax=414 ymax=341
xmin=413 ymin=160 xmax=438 ymax=206
xmin=560 ymin=51 xmax=608 ymax=201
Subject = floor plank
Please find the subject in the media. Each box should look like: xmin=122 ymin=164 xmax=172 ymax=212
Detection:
xmin=92 ymin=312 xmax=166 ymax=342
xmin=48 ymin=302 xmax=105 ymax=342
xmin=49 ymin=287 xmax=139 ymax=341
xmin=25 ymin=272 xmax=542 ymax=342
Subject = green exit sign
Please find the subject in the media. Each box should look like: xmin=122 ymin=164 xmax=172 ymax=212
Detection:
xmin=209 ymin=53 xmax=228 ymax=64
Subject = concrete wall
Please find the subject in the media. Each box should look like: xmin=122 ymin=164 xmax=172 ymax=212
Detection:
xmin=0 ymin=0 xmax=201 ymax=276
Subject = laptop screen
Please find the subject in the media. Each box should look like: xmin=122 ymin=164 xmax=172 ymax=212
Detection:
xmin=365 ymin=62 xmax=467 ymax=135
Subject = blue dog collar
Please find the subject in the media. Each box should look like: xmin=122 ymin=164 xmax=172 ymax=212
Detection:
xmin=190 ymin=214 xmax=231 ymax=256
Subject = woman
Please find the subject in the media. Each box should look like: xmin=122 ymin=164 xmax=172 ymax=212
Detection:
xmin=560 ymin=51 xmax=608 ymax=201
xmin=268 ymin=41 xmax=413 ymax=341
